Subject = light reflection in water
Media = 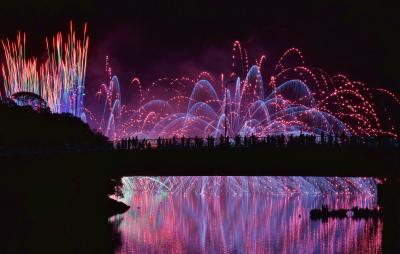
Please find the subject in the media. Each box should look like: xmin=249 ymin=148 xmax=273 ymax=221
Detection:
xmin=111 ymin=188 xmax=382 ymax=254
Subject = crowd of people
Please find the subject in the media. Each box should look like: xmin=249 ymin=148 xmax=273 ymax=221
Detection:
xmin=115 ymin=132 xmax=398 ymax=150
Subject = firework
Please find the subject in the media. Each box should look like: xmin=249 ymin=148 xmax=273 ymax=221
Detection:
xmin=1 ymin=21 xmax=89 ymax=120
xmin=121 ymin=176 xmax=378 ymax=196
xmin=1 ymin=23 xmax=397 ymax=139
xmin=98 ymin=42 xmax=399 ymax=139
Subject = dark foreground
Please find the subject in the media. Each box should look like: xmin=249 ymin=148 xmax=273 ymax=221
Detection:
xmin=0 ymin=104 xmax=399 ymax=253
xmin=1 ymin=146 xmax=398 ymax=177
xmin=0 ymin=153 xmax=399 ymax=253
xmin=0 ymin=164 xmax=127 ymax=253
xmin=0 ymin=103 xmax=127 ymax=252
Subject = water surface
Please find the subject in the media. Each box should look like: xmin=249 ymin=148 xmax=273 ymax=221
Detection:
xmin=111 ymin=192 xmax=381 ymax=254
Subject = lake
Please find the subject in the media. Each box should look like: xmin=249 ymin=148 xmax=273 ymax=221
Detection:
xmin=110 ymin=177 xmax=381 ymax=254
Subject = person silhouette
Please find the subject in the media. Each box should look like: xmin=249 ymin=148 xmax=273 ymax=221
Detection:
xmin=220 ymin=134 xmax=224 ymax=147
xmin=181 ymin=136 xmax=185 ymax=148
xmin=157 ymin=136 xmax=161 ymax=148
xmin=235 ymin=135 xmax=240 ymax=147
xmin=320 ymin=131 xmax=325 ymax=145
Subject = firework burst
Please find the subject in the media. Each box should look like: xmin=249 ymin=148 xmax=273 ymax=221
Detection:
xmin=1 ymin=21 xmax=89 ymax=119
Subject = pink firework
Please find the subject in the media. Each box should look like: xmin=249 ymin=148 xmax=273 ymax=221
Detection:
xmin=96 ymin=42 xmax=399 ymax=140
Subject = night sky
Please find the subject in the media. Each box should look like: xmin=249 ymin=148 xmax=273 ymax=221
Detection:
xmin=0 ymin=1 xmax=399 ymax=96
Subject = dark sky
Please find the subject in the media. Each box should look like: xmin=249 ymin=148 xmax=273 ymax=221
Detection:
xmin=0 ymin=0 xmax=399 ymax=94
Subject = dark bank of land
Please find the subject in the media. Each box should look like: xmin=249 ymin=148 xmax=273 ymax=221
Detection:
xmin=0 ymin=102 xmax=400 ymax=253
xmin=0 ymin=103 xmax=126 ymax=253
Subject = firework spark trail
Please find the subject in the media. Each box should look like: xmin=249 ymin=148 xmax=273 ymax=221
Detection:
xmin=1 ymin=24 xmax=397 ymax=139
xmin=1 ymin=33 xmax=40 ymax=97
xmin=1 ymin=21 xmax=89 ymax=119
xmin=120 ymin=176 xmax=378 ymax=196
xmin=99 ymin=42 xmax=399 ymax=140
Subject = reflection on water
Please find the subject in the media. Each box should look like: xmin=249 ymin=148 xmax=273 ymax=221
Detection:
xmin=111 ymin=193 xmax=382 ymax=254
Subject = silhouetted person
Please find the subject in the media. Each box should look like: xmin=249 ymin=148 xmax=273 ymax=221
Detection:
xmin=234 ymin=135 xmax=240 ymax=147
xmin=299 ymin=131 xmax=305 ymax=146
xmin=250 ymin=134 xmax=257 ymax=146
xmin=270 ymin=135 xmax=277 ymax=148
xmin=278 ymin=134 xmax=285 ymax=148
xmin=327 ymin=133 xmax=333 ymax=146
xmin=157 ymin=137 xmax=162 ymax=148
xmin=181 ymin=136 xmax=185 ymax=148
xmin=320 ymin=131 xmax=325 ymax=145
xmin=288 ymin=134 xmax=294 ymax=147
xmin=210 ymin=136 xmax=215 ymax=148
xmin=207 ymin=136 xmax=213 ymax=148
xmin=220 ymin=135 xmax=224 ymax=147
